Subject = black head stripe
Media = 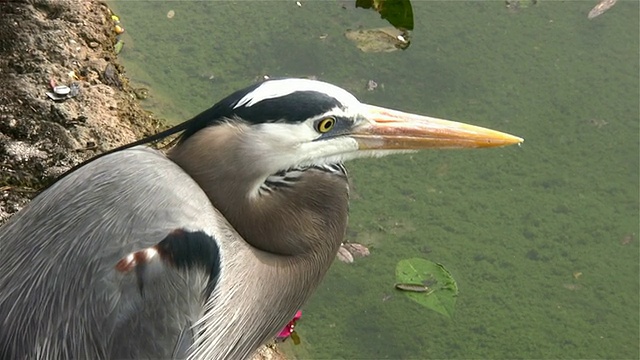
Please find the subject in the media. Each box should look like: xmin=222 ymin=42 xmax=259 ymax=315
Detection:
xmin=233 ymin=90 xmax=342 ymax=124
xmin=180 ymin=79 xmax=345 ymax=142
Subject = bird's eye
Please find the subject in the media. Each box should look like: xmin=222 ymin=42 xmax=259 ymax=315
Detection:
xmin=316 ymin=118 xmax=335 ymax=133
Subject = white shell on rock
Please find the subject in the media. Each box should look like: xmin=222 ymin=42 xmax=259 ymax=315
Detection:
xmin=53 ymin=85 xmax=71 ymax=95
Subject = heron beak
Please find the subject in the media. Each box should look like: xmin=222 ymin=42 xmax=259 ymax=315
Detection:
xmin=352 ymin=104 xmax=524 ymax=150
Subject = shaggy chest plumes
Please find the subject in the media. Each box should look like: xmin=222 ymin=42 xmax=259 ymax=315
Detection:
xmin=260 ymin=163 xmax=347 ymax=195
xmin=168 ymin=123 xmax=351 ymax=257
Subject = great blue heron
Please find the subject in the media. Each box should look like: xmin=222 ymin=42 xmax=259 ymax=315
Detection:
xmin=0 ymin=78 xmax=522 ymax=359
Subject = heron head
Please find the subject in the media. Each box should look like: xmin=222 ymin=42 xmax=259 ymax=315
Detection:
xmin=177 ymin=78 xmax=523 ymax=179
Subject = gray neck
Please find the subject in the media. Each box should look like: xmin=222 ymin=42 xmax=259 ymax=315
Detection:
xmin=168 ymin=126 xmax=349 ymax=359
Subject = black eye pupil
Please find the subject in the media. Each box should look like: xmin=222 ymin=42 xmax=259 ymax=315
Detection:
xmin=319 ymin=119 xmax=333 ymax=132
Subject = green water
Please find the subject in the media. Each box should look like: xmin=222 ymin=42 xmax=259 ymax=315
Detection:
xmin=109 ymin=1 xmax=639 ymax=358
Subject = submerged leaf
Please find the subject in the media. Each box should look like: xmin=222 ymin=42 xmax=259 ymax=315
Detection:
xmin=344 ymin=27 xmax=410 ymax=53
xmin=395 ymin=258 xmax=458 ymax=319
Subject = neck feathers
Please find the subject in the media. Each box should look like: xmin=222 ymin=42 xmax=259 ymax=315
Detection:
xmin=168 ymin=124 xmax=349 ymax=257
xmin=168 ymin=124 xmax=350 ymax=358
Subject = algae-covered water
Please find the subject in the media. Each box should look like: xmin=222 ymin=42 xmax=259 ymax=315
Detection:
xmin=109 ymin=1 xmax=639 ymax=358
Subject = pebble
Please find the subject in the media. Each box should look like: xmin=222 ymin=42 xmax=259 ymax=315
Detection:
xmin=620 ymin=233 xmax=634 ymax=245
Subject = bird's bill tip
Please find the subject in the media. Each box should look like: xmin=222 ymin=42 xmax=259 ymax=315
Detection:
xmin=353 ymin=104 xmax=524 ymax=150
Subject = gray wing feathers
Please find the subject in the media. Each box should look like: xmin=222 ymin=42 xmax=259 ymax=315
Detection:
xmin=0 ymin=147 xmax=220 ymax=359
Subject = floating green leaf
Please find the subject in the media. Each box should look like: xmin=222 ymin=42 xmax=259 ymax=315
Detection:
xmin=356 ymin=0 xmax=414 ymax=30
xmin=395 ymin=258 xmax=458 ymax=319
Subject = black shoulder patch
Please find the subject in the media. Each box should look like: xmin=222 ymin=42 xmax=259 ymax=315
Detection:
xmin=156 ymin=229 xmax=221 ymax=297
